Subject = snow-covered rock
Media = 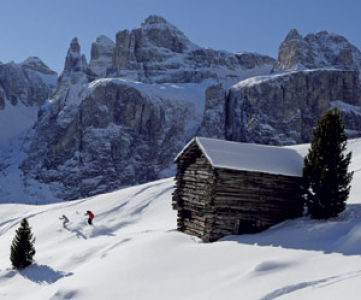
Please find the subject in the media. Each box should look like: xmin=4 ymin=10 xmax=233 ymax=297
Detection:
xmin=226 ymin=69 xmax=361 ymax=145
xmin=197 ymin=83 xmax=227 ymax=139
xmin=7 ymin=17 xmax=361 ymax=202
xmin=20 ymin=78 xmax=209 ymax=200
xmin=56 ymin=38 xmax=90 ymax=90
xmin=103 ymin=15 xmax=275 ymax=85
xmin=199 ymin=29 xmax=361 ymax=145
xmin=0 ymin=58 xmax=57 ymax=143
xmin=0 ymin=58 xmax=57 ymax=109
xmin=16 ymin=15 xmax=275 ymax=200
xmin=89 ymin=35 xmax=115 ymax=78
xmin=273 ymin=29 xmax=361 ymax=72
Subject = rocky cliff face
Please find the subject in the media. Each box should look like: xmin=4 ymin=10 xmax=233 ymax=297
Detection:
xmin=0 ymin=57 xmax=57 ymax=143
xmin=20 ymin=79 xmax=206 ymax=200
xmin=89 ymin=35 xmax=115 ymax=78
xmin=273 ymin=29 xmax=361 ymax=72
xmin=225 ymin=70 xmax=361 ymax=145
xmin=197 ymin=83 xmax=227 ymax=139
xmin=198 ymin=29 xmax=361 ymax=145
xmin=0 ymin=57 xmax=57 ymax=110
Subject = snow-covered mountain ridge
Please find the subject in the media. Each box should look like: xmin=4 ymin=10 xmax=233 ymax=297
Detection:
xmin=273 ymin=29 xmax=361 ymax=72
xmin=89 ymin=15 xmax=275 ymax=85
xmin=1 ymin=139 xmax=361 ymax=300
xmin=201 ymin=29 xmax=361 ymax=145
xmin=2 ymin=15 xmax=361 ymax=201
xmin=12 ymin=15 xmax=275 ymax=201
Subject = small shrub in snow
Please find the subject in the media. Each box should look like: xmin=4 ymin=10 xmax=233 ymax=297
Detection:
xmin=10 ymin=218 xmax=36 ymax=270
xmin=302 ymin=108 xmax=353 ymax=219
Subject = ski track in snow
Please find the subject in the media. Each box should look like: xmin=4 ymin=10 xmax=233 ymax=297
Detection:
xmin=259 ymin=270 xmax=361 ymax=300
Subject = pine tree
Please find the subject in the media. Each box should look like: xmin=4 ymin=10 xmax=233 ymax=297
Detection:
xmin=302 ymin=108 xmax=353 ymax=219
xmin=10 ymin=218 xmax=36 ymax=270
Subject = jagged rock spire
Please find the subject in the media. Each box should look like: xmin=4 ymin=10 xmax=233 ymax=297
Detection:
xmin=284 ymin=29 xmax=302 ymax=41
xmin=69 ymin=37 xmax=81 ymax=53
xmin=55 ymin=37 xmax=90 ymax=90
xmin=63 ymin=37 xmax=88 ymax=73
xmin=89 ymin=35 xmax=115 ymax=77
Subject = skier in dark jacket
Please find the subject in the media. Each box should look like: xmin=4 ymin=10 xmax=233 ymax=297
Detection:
xmin=85 ymin=211 xmax=94 ymax=225
xmin=59 ymin=214 xmax=69 ymax=227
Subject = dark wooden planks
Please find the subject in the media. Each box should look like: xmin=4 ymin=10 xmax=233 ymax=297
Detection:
xmin=172 ymin=140 xmax=304 ymax=243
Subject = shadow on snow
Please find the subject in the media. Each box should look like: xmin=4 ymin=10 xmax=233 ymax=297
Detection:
xmin=220 ymin=204 xmax=361 ymax=256
xmin=20 ymin=264 xmax=73 ymax=284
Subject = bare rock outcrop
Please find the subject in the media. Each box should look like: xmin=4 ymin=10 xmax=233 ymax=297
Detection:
xmin=198 ymin=83 xmax=227 ymax=139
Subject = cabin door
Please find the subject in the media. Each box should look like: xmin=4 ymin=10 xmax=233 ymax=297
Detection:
xmin=233 ymin=219 xmax=259 ymax=235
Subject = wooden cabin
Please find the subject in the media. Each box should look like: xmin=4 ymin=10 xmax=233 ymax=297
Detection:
xmin=172 ymin=137 xmax=304 ymax=242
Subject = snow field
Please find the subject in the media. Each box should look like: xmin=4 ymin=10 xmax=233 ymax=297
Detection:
xmin=1 ymin=140 xmax=361 ymax=299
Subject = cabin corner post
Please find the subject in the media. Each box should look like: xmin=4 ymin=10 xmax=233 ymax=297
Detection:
xmin=172 ymin=153 xmax=190 ymax=232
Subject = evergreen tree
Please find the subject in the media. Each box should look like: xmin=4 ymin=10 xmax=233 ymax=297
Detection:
xmin=10 ymin=218 xmax=36 ymax=270
xmin=302 ymin=108 xmax=353 ymax=219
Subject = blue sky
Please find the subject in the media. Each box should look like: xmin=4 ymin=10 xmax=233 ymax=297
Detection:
xmin=1 ymin=0 xmax=360 ymax=73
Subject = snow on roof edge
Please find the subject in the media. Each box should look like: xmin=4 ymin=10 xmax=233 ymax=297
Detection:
xmin=173 ymin=137 xmax=197 ymax=163
xmin=194 ymin=137 xmax=215 ymax=168
xmin=174 ymin=137 xmax=303 ymax=177
xmin=173 ymin=137 xmax=216 ymax=170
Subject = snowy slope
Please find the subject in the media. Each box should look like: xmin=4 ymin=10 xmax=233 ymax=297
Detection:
xmin=0 ymin=102 xmax=38 ymax=144
xmin=1 ymin=140 xmax=361 ymax=299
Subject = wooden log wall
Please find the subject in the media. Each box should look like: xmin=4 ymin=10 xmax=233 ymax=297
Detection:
xmin=172 ymin=142 xmax=216 ymax=241
xmin=173 ymin=141 xmax=304 ymax=243
xmin=206 ymin=168 xmax=304 ymax=241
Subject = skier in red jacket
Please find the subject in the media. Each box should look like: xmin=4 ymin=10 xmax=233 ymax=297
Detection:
xmin=85 ymin=211 xmax=94 ymax=225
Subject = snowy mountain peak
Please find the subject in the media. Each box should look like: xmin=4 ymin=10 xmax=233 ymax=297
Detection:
xmin=55 ymin=38 xmax=90 ymax=90
xmin=136 ymin=15 xmax=194 ymax=54
xmin=21 ymin=56 xmax=57 ymax=76
xmin=285 ymin=28 xmax=302 ymax=40
xmin=0 ymin=58 xmax=57 ymax=143
xmin=69 ymin=37 xmax=81 ymax=54
xmin=273 ymin=29 xmax=361 ymax=72
xmin=22 ymin=56 xmax=46 ymax=66
xmin=139 ymin=15 xmax=185 ymax=35
xmin=314 ymin=30 xmax=330 ymax=36
xmin=94 ymin=35 xmax=114 ymax=46
xmin=141 ymin=15 xmax=169 ymax=26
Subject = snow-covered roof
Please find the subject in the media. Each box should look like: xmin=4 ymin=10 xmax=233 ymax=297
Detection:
xmin=175 ymin=137 xmax=304 ymax=177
